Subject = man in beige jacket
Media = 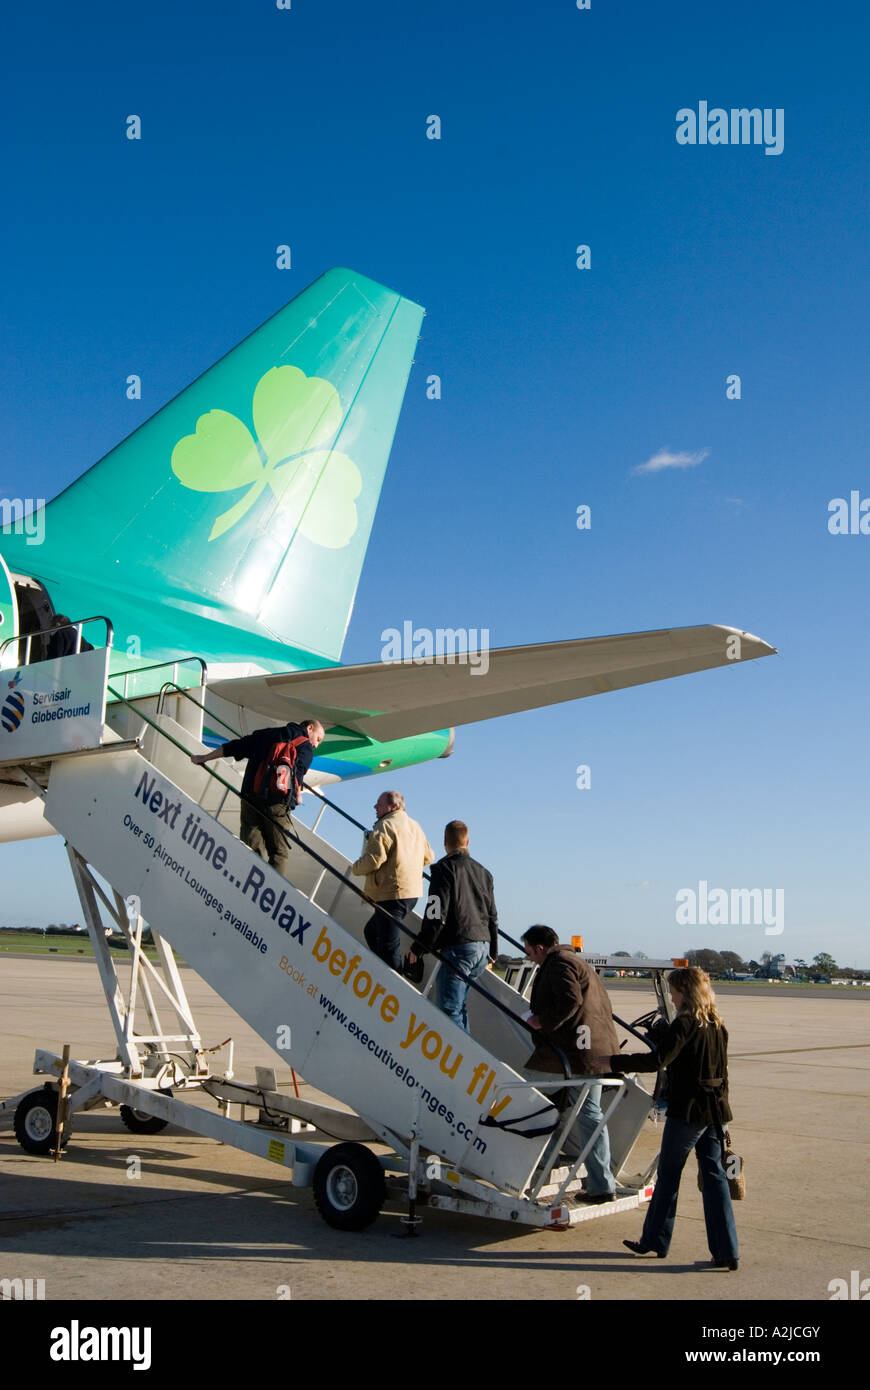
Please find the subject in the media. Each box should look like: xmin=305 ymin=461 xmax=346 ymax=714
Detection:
xmin=351 ymin=790 xmax=434 ymax=971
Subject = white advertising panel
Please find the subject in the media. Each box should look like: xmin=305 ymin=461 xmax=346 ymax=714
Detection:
xmin=0 ymin=648 xmax=109 ymax=760
xmin=45 ymin=751 xmax=557 ymax=1194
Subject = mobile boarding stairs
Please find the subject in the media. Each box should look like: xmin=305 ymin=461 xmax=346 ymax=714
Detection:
xmin=0 ymin=626 xmax=673 ymax=1233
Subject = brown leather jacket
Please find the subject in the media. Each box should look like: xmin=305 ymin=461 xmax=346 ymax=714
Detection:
xmin=526 ymin=947 xmax=621 ymax=1074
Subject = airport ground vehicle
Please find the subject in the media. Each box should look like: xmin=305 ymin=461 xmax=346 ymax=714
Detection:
xmin=0 ymin=640 xmax=677 ymax=1232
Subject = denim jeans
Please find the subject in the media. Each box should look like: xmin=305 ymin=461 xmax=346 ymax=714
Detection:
xmin=524 ymin=1074 xmax=616 ymax=1197
xmin=436 ymin=941 xmax=490 ymax=1031
xmin=363 ymin=898 xmax=416 ymax=972
xmin=641 ymin=1117 xmax=739 ymax=1260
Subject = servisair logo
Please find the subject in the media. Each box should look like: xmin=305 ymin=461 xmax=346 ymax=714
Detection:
xmin=1 ymin=672 xmax=24 ymax=733
xmin=170 ymin=366 xmax=362 ymax=546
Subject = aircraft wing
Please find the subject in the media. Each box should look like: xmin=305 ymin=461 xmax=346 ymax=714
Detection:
xmin=209 ymin=623 xmax=776 ymax=742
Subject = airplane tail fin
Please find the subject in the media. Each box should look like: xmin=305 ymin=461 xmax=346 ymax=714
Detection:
xmin=5 ymin=268 xmax=423 ymax=664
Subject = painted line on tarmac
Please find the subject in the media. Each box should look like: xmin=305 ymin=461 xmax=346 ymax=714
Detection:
xmin=732 ymin=1043 xmax=870 ymax=1057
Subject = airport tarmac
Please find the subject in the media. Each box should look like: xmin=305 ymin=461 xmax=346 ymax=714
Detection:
xmin=1 ymin=956 xmax=868 ymax=1302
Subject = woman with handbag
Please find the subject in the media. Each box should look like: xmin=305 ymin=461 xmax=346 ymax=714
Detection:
xmin=599 ymin=966 xmax=740 ymax=1269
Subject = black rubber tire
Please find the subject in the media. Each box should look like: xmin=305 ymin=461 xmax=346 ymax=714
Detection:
xmin=14 ymin=1087 xmax=66 ymax=1155
xmin=312 ymin=1142 xmax=386 ymax=1231
xmin=119 ymin=1104 xmax=170 ymax=1135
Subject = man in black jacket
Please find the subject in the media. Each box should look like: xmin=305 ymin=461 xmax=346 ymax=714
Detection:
xmin=191 ymin=719 xmax=324 ymax=878
xmin=408 ymin=820 xmax=498 ymax=1031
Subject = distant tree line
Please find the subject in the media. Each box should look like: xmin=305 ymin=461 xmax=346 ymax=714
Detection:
xmin=0 ymin=923 xmax=154 ymax=945
xmin=0 ymin=924 xmax=84 ymax=935
xmin=683 ymin=948 xmax=867 ymax=981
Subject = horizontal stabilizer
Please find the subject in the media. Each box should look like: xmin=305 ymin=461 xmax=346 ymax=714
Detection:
xmin=209 ymin=624 xmax=776 ymax=741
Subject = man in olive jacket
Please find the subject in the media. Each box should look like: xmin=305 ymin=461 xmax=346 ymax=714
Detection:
xmin=522 ymin=925 xmax=620 ymax=1201
xmin=351 ymin=790 xmax=434 ymax=971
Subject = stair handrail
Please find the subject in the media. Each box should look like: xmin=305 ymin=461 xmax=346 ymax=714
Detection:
xmin=0 ymin=614 xmax=114 ymax=665
xmin=129 ymin=681 xmax=654 ymax=1057
xmin=111 ymin=657 xmax=208 ymax=702
xmin=156 ymin=681 xmax=239 ymax=740
xmin=104 ymin=684 xmax=567 ymax=1070
xmin=114 ymin=686 xmax=651 ymax=1063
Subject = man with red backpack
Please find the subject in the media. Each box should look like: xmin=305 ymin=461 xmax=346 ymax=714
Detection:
xmin=191 ymin=719 xmax=325 ymax=878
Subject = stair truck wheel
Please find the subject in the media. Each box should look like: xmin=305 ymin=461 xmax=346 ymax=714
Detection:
xmin=119 ymin=1103 xmax=170 ymax=1135
xmin=14 ymin=1087 xmax=67 ymax=1155
xmin=312 ymin=1142 xmax=386 ymax=1231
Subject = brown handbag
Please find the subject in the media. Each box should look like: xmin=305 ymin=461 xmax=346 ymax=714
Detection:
xmin=698 ymin=1126 xmax=746 ymax=1200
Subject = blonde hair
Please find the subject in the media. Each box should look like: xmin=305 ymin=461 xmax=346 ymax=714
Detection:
xmin=669 ymin=966 xmax=724 ymax=1027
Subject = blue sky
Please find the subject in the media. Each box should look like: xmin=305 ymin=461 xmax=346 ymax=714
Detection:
xmin=1 ymin=0 xmax=868 ymax=966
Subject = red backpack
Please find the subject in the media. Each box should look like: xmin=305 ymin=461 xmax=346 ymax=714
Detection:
xmin=251 ymin=735 xmax=309 ymax=804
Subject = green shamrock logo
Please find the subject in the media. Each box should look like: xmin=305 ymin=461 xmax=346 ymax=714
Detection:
xmin=170 ymin=365 xmax=362 ymax=545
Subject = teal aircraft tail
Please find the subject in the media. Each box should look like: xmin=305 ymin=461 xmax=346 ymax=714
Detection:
xmin=2 ymin=268 xmax=424 ymax=668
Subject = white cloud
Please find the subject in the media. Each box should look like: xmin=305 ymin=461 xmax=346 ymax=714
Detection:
xmin=631 ymin=446 xmax=710 ymax=476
